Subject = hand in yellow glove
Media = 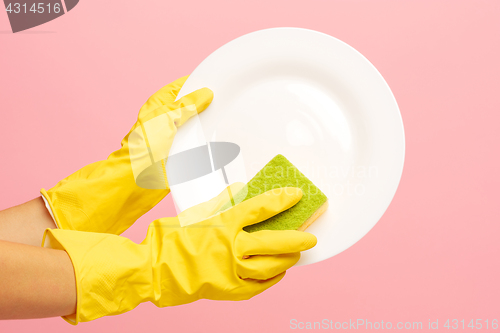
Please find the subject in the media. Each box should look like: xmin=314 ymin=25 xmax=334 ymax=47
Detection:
xmin=42 ymin=187 xmax=317 ymax=325
xmin=41 ymin=76 xmax=213 ymax=234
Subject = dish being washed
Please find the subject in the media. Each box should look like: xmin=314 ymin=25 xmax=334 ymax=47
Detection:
xmin=171 ymin=27 xmax=405 ymax=266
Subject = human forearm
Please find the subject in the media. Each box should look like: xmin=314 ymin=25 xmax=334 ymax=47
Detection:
xmin=0 ymin=239 xmax=76 ymax=319
xmin=0 ymin=197 xmax=56 ymax=246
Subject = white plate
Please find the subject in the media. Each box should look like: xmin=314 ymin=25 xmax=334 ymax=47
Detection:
xmin=174 ymin=27 xmax=405 ymax=266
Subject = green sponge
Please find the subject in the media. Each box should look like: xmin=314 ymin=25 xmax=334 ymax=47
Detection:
xmin=224 ymin=154 xmax=328 ymax=233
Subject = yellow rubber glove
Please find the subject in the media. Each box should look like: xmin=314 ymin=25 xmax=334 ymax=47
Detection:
xmin=41 ymin=76 xmax=213 ymax=234
xmin=42 ymin=187 xmax=317 ymax=325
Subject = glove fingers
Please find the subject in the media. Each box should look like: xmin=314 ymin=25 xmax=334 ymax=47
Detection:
xmin=237 ymin=230 xmax=317 ymax=256
xmin=167 ymin=87 xmax=214 ymax=127
xmin=138 ymin=76 xmax=190 ymax=117
xmin=138 ymin=87 xmax=214 ymax=126
xmin=223 ymin=187 xmax=303 ymax=230
xmin=176 ymin=182 xmax=246 ymax=226
xmin=240 ymin=271 xmax=287 ymax=299
xmin=237 ymin=253 xmax=300 ymax=280
xmin=168 ymin=75 xmax=189 ymax=98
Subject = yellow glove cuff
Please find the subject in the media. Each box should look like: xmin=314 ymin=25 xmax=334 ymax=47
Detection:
xmin=42 ymin=228 xmax=153 ymax=324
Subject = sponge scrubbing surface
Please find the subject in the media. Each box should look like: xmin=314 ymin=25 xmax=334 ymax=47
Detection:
xmin=235 ymin=154 xmax=328 ymax=233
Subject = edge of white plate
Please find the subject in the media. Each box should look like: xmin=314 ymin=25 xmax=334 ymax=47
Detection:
xmin=176 ymin=27 xmax=405 ymax=266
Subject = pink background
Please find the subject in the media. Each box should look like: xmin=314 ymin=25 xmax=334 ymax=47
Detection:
xmin=1 ymin=0 xmax=499 ymax=332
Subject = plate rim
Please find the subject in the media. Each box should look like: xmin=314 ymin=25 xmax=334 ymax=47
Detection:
xmin=176 ymin=27 xmax=405 ymax=265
